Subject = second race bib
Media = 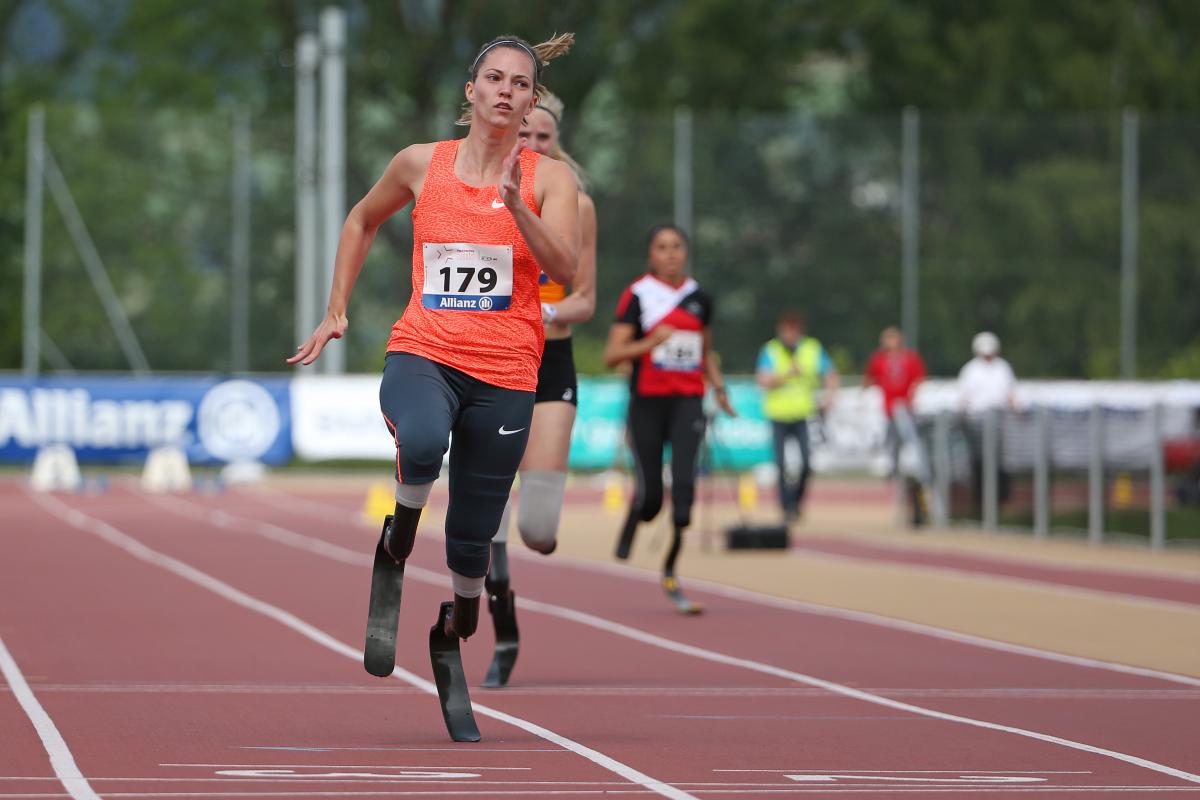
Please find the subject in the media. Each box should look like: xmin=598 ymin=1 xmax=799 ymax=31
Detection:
xmin=651 ymin=330 xmax=703 ymax=371
xmin=422 ymin=243 xmax=513 ymax=312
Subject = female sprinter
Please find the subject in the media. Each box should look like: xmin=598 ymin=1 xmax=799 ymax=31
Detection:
xmin=603 ymin=225 xmax=736 ymax=614
xmin=287 ymin=33 xmax=578 ymax=741
xmin=482 ymin=89 xmax=596 ymax=687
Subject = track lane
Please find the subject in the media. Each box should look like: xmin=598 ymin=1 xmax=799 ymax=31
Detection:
xmin=2 ymin=486 xmax=691 ymax=800
xmin=65 ymin=482 xmax=1200 ymax=796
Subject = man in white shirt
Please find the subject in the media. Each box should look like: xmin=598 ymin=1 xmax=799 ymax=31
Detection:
xmin=958 ymin=332 xmax=1017 ymax=413
xmin=957 ymin=332 xmax=1017 ymax=520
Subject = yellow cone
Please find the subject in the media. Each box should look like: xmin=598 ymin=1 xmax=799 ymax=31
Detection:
xmin=363 ymin=481 xmax=394 ymax=524
xmin=603 ymin=471 xmax=626 ymax=512
xmin=1112 ymin=472 xmax=1134 ymax=510
xmin=738 ymin=473 xmax=758 ymax=510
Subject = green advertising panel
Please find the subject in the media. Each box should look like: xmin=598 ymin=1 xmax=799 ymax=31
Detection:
xmin=569 ymin=377 xmax=772 ymax=471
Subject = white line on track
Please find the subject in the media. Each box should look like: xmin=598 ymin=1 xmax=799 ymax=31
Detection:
xmin=28 ymin=492 xmax=697 ymax=800
xmin=4 ymin=785 xmax=1200 ymax=796
xmin=139 ymin=491 xmax=1200 ymax=787
xmin=248 ymin=485 xmax=1200 ymax=688
xmin=0 ymin=635 xmax=101 ymax=800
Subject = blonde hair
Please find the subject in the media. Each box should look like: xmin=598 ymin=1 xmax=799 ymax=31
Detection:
xmin=457 ymin=32 xmax=574 ymax=126
xmin=528 ymin=89 xmax=588 ymax=191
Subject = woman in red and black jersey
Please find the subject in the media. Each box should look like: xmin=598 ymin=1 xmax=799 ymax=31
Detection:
xmin=603 ymin=224 xmax=736 ymax=613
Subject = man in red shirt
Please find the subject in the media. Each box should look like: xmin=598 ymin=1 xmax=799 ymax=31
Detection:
xmin=863 ymin=326 xmax=927 ymax=476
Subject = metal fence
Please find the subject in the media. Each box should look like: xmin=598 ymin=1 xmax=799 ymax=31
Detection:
xmin=907 ymin=405 xmax=1200 ymax=548
xmin=12 ymin=105 xmax=1200 ymax=380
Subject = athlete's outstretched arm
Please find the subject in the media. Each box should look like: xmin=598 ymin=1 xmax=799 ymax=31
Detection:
xmin=545 ymin=192 xmax=597 ymax=325
xmin=703 ymin=330 xmax=737 ymax=417
xmin=602 ymin=322 xmax=674 ymax=368
xmin=287 ymin=144 xmax=431 ymax=365
xmin=500 ymin=142 xmax=578 ymax=285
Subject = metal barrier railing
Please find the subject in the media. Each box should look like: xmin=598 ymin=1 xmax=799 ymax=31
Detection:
xmin=904 ymin=405 xmax=1187 ymax=548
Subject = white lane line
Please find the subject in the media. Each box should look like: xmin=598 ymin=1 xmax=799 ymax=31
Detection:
xmin=244 ymin=485 xmax=1200 ymax=688
xmin=0 ymin=635 xmax=102 ymax=800
xmin=239 ymin=747 xmax=563 ymax=753
xmin=160 ymin=764 xmax=531 ymax=770
xmin=142 ymin=492 xmax=1200 ymax=787
xmin=29 ymin=493 xmax=696 ymax=800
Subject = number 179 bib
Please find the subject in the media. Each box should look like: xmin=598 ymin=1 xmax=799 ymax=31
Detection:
xmin=422 ymin=243 xmax=513 ymax=312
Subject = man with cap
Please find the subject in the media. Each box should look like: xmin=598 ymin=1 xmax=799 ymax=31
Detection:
xmin=957 ymin=331 xmax=1017 ymax=518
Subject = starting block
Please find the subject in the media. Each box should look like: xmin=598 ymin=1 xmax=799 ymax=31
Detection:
xmin=141 ymin=445 xmax=193 ymax=493
xmin=30 ymin=444 xmax=83 ymax=492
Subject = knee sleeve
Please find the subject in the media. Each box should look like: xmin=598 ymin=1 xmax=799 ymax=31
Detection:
xmin=517 ymin=470 xmax=567 ymax=553
xmin=395 ymin=481 xmax=432 ymax=510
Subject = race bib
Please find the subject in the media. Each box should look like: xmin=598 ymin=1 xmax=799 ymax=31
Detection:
xmin=421 ymin=243 xmax=513 ymax=312
xmin=651 ymin=330 xmax=703 ymax=371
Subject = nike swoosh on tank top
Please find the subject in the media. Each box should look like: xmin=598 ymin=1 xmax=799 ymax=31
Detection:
xmin=387 ymin=139 xmax=545 ymax=391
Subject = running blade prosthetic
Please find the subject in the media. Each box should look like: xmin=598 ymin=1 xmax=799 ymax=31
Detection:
xmin=429 ymin=601 xmax=482 ymax=742
xmin=481 ymin=588 xmax=519 ymax=688
xmin=363 ymin=516 xmax=405 ymax=677
xmin=662 ymin=575 xmax=704 ymax=615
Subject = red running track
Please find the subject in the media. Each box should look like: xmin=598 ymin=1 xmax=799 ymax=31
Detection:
xmin=1 ymin=479 xmax=1198 ymax=799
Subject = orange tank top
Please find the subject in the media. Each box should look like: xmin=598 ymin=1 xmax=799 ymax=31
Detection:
xmin=387 ymin=139 xmax=544 ymax=391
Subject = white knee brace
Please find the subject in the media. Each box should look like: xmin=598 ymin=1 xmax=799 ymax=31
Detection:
xmin=395 ymin=481 xmax=433 ymax=510
xmin=517 ymin=470 xmax=567 ymax=553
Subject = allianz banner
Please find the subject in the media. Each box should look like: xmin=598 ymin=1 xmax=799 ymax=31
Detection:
xmin=0 ymin=376 xmax=292 ymax=465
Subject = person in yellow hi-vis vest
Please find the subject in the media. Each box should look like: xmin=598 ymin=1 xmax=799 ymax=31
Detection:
xmin=755 ymin=310 xmax=840 ymax=524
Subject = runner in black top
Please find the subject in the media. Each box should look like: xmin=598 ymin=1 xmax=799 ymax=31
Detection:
xmin=603 ymin=224 xmax=736 ymax=613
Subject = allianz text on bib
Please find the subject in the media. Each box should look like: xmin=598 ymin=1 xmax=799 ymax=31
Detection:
xmin=651 ymin=330 xmax=703 ymax=371
xmin=422 ymin=243 xmax=514 ymax=312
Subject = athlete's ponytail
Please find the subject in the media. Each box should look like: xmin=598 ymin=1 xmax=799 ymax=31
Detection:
xmin=458 ymin=32 xmax=575 ymax=126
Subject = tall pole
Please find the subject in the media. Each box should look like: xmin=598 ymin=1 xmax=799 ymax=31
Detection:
xmin=1119 ymin=108 xmax=1139 ymax=379
xmin=231 ymin=106 xmax=252 ymax=373
xmin=901 ymin=107 xmax=920 ymax=350
xmin=319 ymin=6 xmax=347 ymax=374
xmin=673 ymin=106 xmax=693 ymax=238
xmin=23 ymin=106 xmax=45 ymax=378
xmin=295 ymin=33 xmax=320 ymax=359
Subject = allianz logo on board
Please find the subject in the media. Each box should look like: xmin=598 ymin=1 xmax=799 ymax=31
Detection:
xmin=0 ymin=380 xmax=281 ymax=461
xmin=0 ymin=388 xmax=193 ymax=449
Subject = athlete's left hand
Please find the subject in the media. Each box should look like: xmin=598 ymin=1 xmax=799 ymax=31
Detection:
xmin=716 ymin=389 xmax=737 ymax=417
xmin=499 ymin=140 xmax=523 ymax=210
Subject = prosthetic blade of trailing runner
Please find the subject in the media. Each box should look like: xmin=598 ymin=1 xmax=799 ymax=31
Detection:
xmin=481 ymin=589 xmax=519 ymax=688
xmin=429 ymin=601 xmax=481 ymax=742
xmin=662 ymin=575 xmax=704 ymax=615
xmin=363 ymin=516 xmax=406 ymax=677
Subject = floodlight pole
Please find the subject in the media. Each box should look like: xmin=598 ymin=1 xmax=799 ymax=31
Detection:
xmin=231 ymin=106 xmax=252 ymax=373
xmin=673 ymin=106 xmax=693 ymax=239
xmin=319 ymin=6 xmax=347 ymax=374
xmin=295 ymin=33 xmax=320 ymax=360
xmin=23 ymin=106 xmax=45 ymax=377
xmin=901 ymin=106 xmax=920 ymax=350
xmin=1119 ymin=108 xmax=1139 ymax=379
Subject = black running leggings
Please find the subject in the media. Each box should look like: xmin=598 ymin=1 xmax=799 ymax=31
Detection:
xmin=379 ymin=353 xmax=534 ymax=578
xmin=627 ymin=395 xmax=706 ymax=528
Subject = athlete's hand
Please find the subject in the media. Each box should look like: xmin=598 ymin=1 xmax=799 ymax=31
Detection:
xmin=286 ymin=312 xmax=348 ymax=366
xmin=499 ymin=140 xmax=523 ymax=210
xmin=716 ymin=389 xmax=738 ymax=417
xmin=647 ymin=325 xmax=676 ymax=346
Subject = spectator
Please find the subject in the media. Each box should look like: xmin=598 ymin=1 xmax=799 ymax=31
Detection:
xmin=958 ymin=331 xmax=1017 ymax=518
xmin=863 ymin=326 xmax=927 ymax=476
xmin=755 ymin=310 xmax=839 ymax=525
